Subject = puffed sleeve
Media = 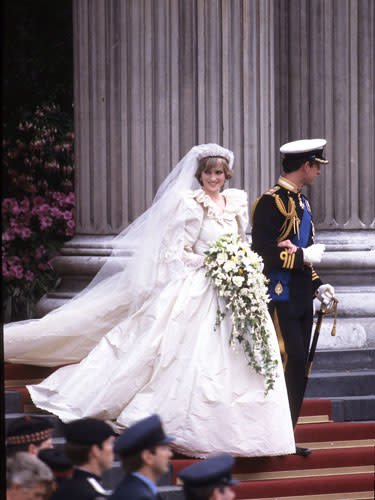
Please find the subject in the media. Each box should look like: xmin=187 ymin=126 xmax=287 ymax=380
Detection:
xmin=225 ymin=189 xmax=249 ymax=240
xmin=182 ymin=191 xmax=205 ymax=268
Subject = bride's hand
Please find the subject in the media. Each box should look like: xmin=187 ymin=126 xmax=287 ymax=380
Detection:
xmin=278 ymin=239 xmax=298 ymax=255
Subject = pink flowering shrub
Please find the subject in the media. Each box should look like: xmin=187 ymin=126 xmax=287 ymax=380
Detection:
xmin=2 ymin=103 xmax=74 ymax=321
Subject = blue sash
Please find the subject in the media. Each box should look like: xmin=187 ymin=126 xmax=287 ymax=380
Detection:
xmin=268 ymin=197 xmax=311 ymax=301
xmin=292 ymin=196 xmax=311 ymax=248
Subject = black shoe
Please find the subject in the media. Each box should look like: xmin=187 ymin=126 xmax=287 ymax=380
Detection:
xmin=295 ymin=446 xmax=311 ymax=457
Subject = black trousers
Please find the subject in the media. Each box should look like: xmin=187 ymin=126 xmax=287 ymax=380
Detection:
xmin=269 ymin=290 xmax=313 ymax=428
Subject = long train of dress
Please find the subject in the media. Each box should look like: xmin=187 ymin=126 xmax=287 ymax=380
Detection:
xmin=6 ymin=189 xmax=296 ymax=458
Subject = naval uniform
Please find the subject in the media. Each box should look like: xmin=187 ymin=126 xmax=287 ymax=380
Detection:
xmin=251 ymin=176 xmax=322 ymax=427
xmin=50 ymin=468 xmax=111 ymax=500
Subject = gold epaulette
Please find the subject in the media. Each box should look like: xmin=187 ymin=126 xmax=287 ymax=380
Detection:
xmin=265 ymin=185 xmax=281 ymax=195
xmin=273 ymin=193 xmax=300 ymax=242
xmin=250 ymin=186 xmax=280 ymax=224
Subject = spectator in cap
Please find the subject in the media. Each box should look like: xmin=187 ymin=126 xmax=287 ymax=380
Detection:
xmin=50 ymin=418 xmax=116 ymax=500
xmin=110 ymin=414 xmax=174 ymax=500
xmin=251 ymin=138 xmax=336 ymax=456
xmin=7 ymin=451 xmax=54 ymax=500
xmin=38 ymin=448 xmax=74 ymax=485
xmin=6 ymin=416 xmax=54 ymax=457
xmin=178 ymin=454 xmax=238 ymax=500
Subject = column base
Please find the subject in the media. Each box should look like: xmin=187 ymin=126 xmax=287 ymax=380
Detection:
xmin=36 ymin=231 xmax=375 ymax=349
xmin=35 ymin=235 xmax=114 ymax=317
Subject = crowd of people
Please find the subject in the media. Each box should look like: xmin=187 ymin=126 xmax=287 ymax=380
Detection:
xmin=6 ymin=414 xmax=237 ymax=500
xmin=6 ymin=139 xmax=336 ymax=498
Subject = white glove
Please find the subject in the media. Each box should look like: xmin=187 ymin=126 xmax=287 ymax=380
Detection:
xmin=316 ymin=283 xmax=335 ymax=305
xmin=302 ymin=243 xmax=325 ymax=264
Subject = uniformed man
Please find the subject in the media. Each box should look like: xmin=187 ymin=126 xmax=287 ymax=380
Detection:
xmin=6 ymin=415 xmax=54 ymax=457
xmin=50 ymin=418 xmax=116 ymax=500
xmin=251 ymin=139 xmax=336 ymax=456
xmin=110 ymin=414 xmax=174 ymax=500
xmin=178 ymin=453 xmax=238 ymax=500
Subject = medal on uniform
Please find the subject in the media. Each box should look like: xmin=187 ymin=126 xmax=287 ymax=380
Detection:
xmin=305 ymin=199 xmax=312 ymax=214
xmin=297 ymin=193 xmax=304 ymax=210
xmin=275 ymin=281 xmax=283 ymax=295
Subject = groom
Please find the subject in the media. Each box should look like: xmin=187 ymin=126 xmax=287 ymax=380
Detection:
xmin=251 ymin=139 xmax=336 ymax=456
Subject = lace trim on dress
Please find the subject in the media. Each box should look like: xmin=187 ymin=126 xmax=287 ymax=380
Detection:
xmin=192 ymin=188 xmax=246 ymax=226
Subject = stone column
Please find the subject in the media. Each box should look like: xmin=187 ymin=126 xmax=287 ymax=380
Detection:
xmin=38 ymin=0 xmax=277 ymax=314
xmin=274 ymin=0 xmax=375 ymax=348
xmin=275 ymin=0 xmax=375 ymax=229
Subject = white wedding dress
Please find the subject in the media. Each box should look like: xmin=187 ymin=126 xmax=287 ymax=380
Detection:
xmin=5 ymin=188 xmax=295 ymax=458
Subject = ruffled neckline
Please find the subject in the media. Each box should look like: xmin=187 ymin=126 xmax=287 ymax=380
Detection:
xmin=192 ymin=188 xmax=243 ymax=223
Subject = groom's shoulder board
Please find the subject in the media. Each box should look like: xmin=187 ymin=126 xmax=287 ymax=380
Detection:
xmin=265 ymin=185 xmax=281 ymax=196
xmin=250 ymin=185 xmax=280 ymax=223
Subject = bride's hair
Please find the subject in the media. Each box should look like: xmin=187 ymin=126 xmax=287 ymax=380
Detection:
xmin=195 ymin=156 xmax=233 ymax=186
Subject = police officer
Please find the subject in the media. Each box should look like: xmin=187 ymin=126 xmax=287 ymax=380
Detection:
xmin=6 ymin=415 xmax=54 ymax=457
xmin=178 ymin=453 xmax=238 ymax=500
xmin=251 ymin=139 xmax=335 ymax=456
xmin=51 ymin=418 xmax=116 ymax=500
xmin=110 ymin=414 xmax=174 ymax=500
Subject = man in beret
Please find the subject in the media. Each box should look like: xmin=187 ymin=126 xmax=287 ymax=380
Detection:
xmin=178 ymin=454 xmax=238 ymax=500
xmin=7 ymin=451 xmax=55 ymax=500
xmin=50 ymin=418 xmax=116 ymax=500
xmin=110 ymin=414 xmax=174 ymax=500
xmin=6 ymin=415 xmax=54 ymax=457
xmin=251 ymin=139 xmax=336 ymax=456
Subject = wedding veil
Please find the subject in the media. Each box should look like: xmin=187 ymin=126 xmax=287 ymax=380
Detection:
xmin=4 ymin=144 xmax=234 ymax=365
xmin=72 ymin=143 xmax=235 ymax=313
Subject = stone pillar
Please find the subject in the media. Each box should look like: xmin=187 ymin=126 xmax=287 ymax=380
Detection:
xmin=37 ymin=0 xmax=277 ymax=313
xmin=72 ymin=0 xmax=277 ymax=228
xmin=275 ymin=0 xmax=375 ymax=229
xmin=274 ymin=0 xmax=375 ymax=348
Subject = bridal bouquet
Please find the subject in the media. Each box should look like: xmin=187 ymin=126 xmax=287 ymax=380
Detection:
xmin=205 ymin=233 xmax=278 ymax=394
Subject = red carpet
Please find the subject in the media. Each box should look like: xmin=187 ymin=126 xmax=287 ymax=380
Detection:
xmin=299 ymin=398 xmax=332 ymax=419
xmin=295 ymin=421 xmax=375 ymax=442
xmin=171 ymin=447 xmax=375 ymax=481
xmin=5 ymin=363 xmax=375 ymax=499
xmin=233 ymin=473 xmax=374 ymax=499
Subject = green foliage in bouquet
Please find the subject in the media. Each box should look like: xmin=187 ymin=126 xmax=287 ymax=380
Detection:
xmin=205 ymin=233 xmax=278 ymax=394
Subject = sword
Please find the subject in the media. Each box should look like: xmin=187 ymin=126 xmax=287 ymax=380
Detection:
xmin=305 ymin=293 xmax=339 ymax=382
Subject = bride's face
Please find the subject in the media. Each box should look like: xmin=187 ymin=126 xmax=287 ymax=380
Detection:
xmin=201 ymin=165 xmax=226 ymax=195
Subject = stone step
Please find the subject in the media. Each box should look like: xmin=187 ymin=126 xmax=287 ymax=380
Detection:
xmin=305 ymin=370 xmax=375 ymax=398
xmin=311 ymin=349 xmax=375 ymax=372
xmin=330 ymin=396 xmax=375 ymax=422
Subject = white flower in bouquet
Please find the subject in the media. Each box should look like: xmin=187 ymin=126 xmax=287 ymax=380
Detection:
xmin=216 ymin=253 xmax=228 ymax=265
xmin=205 ymin=233 xmax=278 ymax=394
xmin=223 ymin=260 xmax=236 ymax=273
xmin=232 ymin=276 xmax=245 ymax=287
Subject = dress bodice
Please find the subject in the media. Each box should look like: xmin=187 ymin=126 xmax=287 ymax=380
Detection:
xmin=183 ymin=188 xmax=249 ymax=257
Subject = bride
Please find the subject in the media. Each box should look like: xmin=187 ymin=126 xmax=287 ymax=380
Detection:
xmin=5 ymin=144 xmax=295 ymax=458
